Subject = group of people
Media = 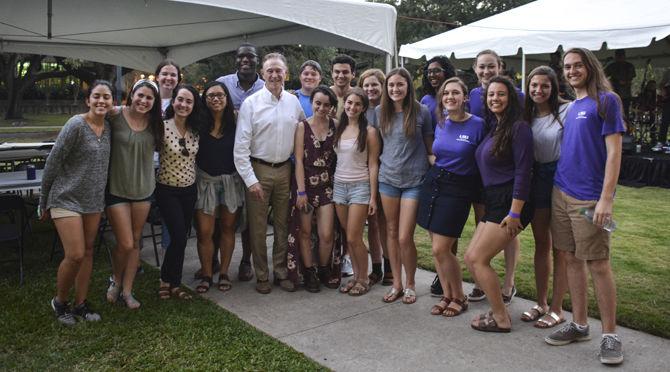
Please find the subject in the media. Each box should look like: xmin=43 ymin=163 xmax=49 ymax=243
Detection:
xmin=40 ymin=43 xmax=625 ymax=365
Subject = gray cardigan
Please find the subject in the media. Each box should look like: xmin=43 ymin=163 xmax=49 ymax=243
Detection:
xmin=39 ymin=115 xmax=111 ymax=214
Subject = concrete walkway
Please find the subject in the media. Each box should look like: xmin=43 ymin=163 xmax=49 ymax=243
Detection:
xmin=140 ymin=230 xmax=670 ymax=371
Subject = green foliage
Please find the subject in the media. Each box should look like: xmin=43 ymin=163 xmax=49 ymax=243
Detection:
xmin=0 ymin=224 xmax=326 ymax=371
xmin=414 ymin=185 xmax=670 ymax=339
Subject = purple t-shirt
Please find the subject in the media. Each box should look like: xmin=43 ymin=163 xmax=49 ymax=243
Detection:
xmin=433 ymin=115 xmax=486 ymax=175
xmin=475 ymin=120 xmax=534 ymax=201
xmin=467 ymin=86 xmax=525 ymax=118
xmin=420 ymin=94 xmax=438 ymax=129
xmin=554 ymin=92 xmax=625 ymax=201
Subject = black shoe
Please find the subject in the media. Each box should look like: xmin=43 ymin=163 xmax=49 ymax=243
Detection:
xmin=303 ymin=266 xmax=321 ymax=293
xmin=51 ymin=297 xmax=76 ymax=326
xmin=430 ymin=275 xmax=443 ymax=297
xmin=72 ymin=300 xmax=101 ymax=322
xmin=318 ymin=265 xmax=338 ymax=289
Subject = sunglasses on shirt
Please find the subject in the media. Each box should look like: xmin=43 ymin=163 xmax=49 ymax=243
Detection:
xmin=178 ymin=138 xmax=189 ymax=156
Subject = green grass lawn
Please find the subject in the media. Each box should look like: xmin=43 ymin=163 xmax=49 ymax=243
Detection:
xmin=0 ymin=223 xmax=326 ymax=371
xmin=1 ymin=113 xmax=71 ymax=128
xmin=415 ymin=185 xmax=670 ymax=339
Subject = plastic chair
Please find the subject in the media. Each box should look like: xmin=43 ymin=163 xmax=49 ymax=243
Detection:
xmin=0 ymin=194 xmax=27 ymax=285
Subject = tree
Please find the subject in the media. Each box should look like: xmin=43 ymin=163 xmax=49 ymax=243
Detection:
xmin=0 ymin=53 xmax=118 ymax=120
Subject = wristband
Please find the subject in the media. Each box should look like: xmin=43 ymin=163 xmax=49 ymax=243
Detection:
xmin=297 ymin=191 xmax=306 ymax=196
xmin=508 ymin=211 xmax=521 ymax=219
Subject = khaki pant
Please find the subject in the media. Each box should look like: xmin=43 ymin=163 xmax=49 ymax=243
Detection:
xmin=245 ymin=162 xmax=291 ymax=282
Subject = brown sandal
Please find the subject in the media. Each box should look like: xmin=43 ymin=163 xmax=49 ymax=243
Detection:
xmin=339 ymin=279 xmax=356 ymax=294
xmin=348 ymin=281 xmax=370 ymax=296
xmin=159 ymin=283 xmax=171 ymax=300
xmin=171 ymin=287 xmax=193 ymax=300
xmin=430 ymin=296 xmax=452 ymax=315
xmin=443 ymin=298 xmax=469 ymax=317
xmin=471 ymin=313 xmax=511 ymax=333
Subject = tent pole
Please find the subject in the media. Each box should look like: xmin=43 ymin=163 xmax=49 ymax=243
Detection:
xmin=521 ymin=50 xmax=526 ymax=94
xmin=115 ymin=66 xmax=123 ymax=103
xmin=386 ymin=54 xmax=391 ymax=73
xmin=47 ymin=0 xmax=52 ymax=39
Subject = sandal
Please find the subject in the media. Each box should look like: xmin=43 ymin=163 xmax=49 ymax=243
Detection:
xmin=339 ymin=279 xmax=356 ymax=294
xmin=348 ymin=281 xmax=370 ymax=296
xmin=502 ymin=285 xmax=517 ymax=305
xmin=430 ymin=296 xmax=452 ymax=315
xmin=443 ymin=298 xmax=469 ymax=317
xmin=402 ymin=288 xmax=417 ymax=304
xmin=171 ymin=287 xmax=193 ymax=300
xmin=218 ymin=273 xmax=232 ymax=292
xmin=196 ymin=277 xmax=212 ymax=293
xmin=382 ymin=287 xmax=403 ymax=303
xmin=534 ymin=311 xmax=565 ymax=329
xmin=521 ymin=304 xmax=547 ymax=322
xmin=368 ymin=271 xmax=383 ymax=286
xmin=471 ymin=313 xmax=511 ymax=333
xmin=159 ymin=282 xmax=171 ymax=300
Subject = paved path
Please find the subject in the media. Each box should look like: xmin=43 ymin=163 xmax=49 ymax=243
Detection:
xmin=141 ymin=230 xmax=670 ymax=371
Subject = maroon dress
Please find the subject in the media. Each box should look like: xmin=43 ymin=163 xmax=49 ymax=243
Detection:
xmin=287 ymin=119 xmax=342 ymax=285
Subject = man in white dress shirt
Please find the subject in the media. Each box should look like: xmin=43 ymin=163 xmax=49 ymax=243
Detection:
xmin=234 ymin=52 xmax=305 ymax=294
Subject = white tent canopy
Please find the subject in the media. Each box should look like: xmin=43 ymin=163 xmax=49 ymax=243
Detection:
xmin=399 ymin=0 xmax=670 ymax=64
xmin=1 ymin=0 xmax=397 ymax=72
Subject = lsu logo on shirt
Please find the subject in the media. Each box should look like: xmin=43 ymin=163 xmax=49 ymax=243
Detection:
xmin=576 ymin=111 xmax=588 ymax=120
xmin=456 ymin=134 xmax=471 ymax=143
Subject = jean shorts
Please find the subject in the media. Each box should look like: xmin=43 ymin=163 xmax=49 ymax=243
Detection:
xmin=378 ymin=181 xmax=421 ymax=200
xmin=333 ymin=180 xmax=371 ymax=205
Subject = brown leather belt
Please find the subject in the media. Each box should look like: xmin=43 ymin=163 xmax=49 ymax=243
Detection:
xmin=250 ymin=157 xmax=290 ymax=168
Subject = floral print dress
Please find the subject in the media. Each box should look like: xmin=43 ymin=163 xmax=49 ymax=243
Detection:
xmin=287 ymin=119 xmax=342 ymax=285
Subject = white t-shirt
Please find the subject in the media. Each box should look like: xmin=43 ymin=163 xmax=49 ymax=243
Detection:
xmin=531 ymin=103 xmax=570 ymax=163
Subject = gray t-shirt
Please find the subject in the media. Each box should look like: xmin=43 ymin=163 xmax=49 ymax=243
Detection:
xmin=108 ymin=111 xmax=155 ymax=199
xmin=40 ymin=115 xmax=111 ymax=213
xmin=531 ymin=103 xmax=570 ymax=163
xmin=373 ymin=104 xmax=433 ymax=188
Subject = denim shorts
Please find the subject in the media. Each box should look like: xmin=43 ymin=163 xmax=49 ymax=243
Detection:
xmin=378 ymin=181 xmax=421 ymax=200
xmin=333 ymin=180 xmax=371 ymax=205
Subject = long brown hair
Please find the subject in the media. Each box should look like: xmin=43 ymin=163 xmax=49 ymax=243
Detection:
xmin=523 ymin=66 xmax=569 ymax=127
xmin=563 ymin=47 xmax=622 ymax=120
xmin=334 ymin=88 xmax=369 ymax=152
xmin=379 ymin=67 xmax=419 ymax=138
xmin=436 ymin=77 xmax=469 ymax=125
xmin=485 ymin=76 xmax=523 ymax=159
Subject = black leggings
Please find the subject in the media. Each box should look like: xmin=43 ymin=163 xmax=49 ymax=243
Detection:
xmin=156 ymin=182 xmax=197 ymax=287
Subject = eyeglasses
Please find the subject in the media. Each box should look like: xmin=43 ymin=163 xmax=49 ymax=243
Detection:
xmin=427 ymin=68 xmax=445 ymax=75
xmin=206 ymin=93 xmax=226 ymax=101
xmin=178 ymin=138 xmax=189 ymax=156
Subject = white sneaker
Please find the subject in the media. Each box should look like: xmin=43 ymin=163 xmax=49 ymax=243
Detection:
xmin=341 ymin=255 xmax=353 ymax=277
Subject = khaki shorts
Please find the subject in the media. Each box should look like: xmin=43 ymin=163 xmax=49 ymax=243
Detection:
xmin=50 ymin=207 xmax=81 ymax=219
xmin=550 ymin=187 xmax=610 ymax=260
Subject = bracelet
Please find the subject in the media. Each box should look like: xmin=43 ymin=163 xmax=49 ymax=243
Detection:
xmin=297 ymin=191 xmax=306 ymax=196
xmin=508 ymin=211 xmax=521 ymax=219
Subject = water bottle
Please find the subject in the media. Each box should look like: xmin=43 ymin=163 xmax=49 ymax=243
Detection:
xmin=579 ymin=208 xmax=617 ymax=232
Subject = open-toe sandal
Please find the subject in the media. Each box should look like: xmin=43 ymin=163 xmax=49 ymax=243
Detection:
xmin=521 ymin=304 xmax=547 ymax=322
xmin=218 ymin=273 xmax=232 ymax=292
xmin=431 ymin=296 xmax=452 ymax=315
xmin=383 ymin=287 xmax=403 ymax=303
xmin=171 ymin=287 xmax=193 ymax=300
xmin=402 ymin=288 xmax=417 ymax=304
xmin=471 ymin=313 xmax=511 ymax=333
xmin=159 ymin=283 xmax=171 ymax=300
xmin=196 ymin=277 xmax=212 ymax=293
xmin=348 ymin=281 xmax=370 ymax=296
xmin=443 ymin=298 xmax=469 ymax=317
xmin=339 ymin=279 xmax=356 ymax=294
xmin=534 ymin=311 xmax=565 ymax=329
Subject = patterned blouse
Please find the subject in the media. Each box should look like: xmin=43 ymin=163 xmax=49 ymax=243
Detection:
xmin=157 ymin=118 xmax=199 ymax=187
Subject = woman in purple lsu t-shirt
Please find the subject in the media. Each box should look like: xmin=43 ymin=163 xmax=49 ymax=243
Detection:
xmin=465 ymin=49 xmax=523 ymax=304
xmin=465 ymin=76 xmax=534 ymax=333
xmin=417 ymin=77 xmax=486 ymax=318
